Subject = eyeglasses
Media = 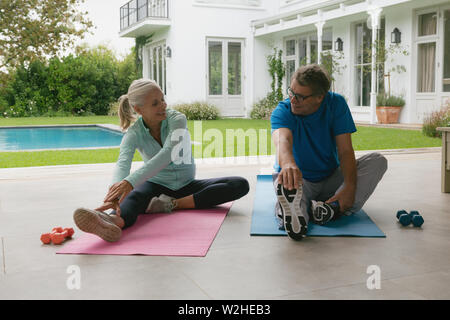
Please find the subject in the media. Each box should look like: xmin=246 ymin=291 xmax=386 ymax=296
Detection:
xmin=287 ymin=87 xmax=314 ymax=102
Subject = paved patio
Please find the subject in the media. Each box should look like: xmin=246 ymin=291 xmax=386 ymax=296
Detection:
xmin=0 ymin=149 xmax=449 ymax=300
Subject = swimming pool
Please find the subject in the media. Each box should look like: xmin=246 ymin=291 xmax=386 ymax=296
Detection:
xmin=0 ymin=125 xmax=124 ymax=151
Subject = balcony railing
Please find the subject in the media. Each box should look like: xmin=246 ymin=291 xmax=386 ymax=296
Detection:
xmin=120 ymin=0 xmax=169 ymax=31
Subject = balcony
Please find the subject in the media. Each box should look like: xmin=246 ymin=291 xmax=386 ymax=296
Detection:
xmin=119 ymin=0 xmax=170 ymax=38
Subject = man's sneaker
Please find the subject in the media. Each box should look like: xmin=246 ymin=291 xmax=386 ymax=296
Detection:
xmin=276 ymin=184 xmax=307 ymax=240
xmin=73 ymin=208 xmax=122 ymax=242
xmin=146 ymin=194 xmax=176 ymax=213
xmin=311 ymin=200 xmax=340 ymax=225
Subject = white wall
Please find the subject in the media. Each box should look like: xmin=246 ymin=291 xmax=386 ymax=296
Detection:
xmin=383 ymin=4 xmax=414 ymax=123
xmin=251 ymin=36 xmax=275 ymax=112
xmin=150 ymin=0 xmax=270 ymax=116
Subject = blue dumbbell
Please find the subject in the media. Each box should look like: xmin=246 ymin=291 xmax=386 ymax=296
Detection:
xmin=396 ymin=210 xmax=411 ymax=226
xmin=409 ymin=210 xmax=424 ymax=227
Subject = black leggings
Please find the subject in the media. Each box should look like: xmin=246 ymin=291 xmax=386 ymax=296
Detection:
xmin=112 ymin=176 xmax=249 ymax=229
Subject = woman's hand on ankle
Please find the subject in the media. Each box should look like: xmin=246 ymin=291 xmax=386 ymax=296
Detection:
xmin=95 ymin=199 xmax=121 ymax=216
xmin=104 ymin=180 xmax=133 ymax=204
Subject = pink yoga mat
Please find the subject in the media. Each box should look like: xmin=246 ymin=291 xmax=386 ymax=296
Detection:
xmin=57 ymin=202 xmax=232 ymax=257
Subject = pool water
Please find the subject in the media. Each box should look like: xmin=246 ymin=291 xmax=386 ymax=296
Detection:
xmin=0 ymin=126 xmax=124 ymax=151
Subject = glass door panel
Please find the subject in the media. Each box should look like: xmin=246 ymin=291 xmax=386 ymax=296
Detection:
xmin=208 ymin=41 xmax=222 ymax=95
xmin=443 ymin=9 xmax=450 ymax=92
xmin=149 ymin=43 xmax=166 ymax=94
xmin=322 ymin=30 xmax=333 ymax=51
xmin=227 ymin=42 xmax=241 ymax=95
xmin=286 ymin=39 xmax=295 ymax=56
xmin=286 ymin=60 xmax=296 ymax=86
xmin=417 ymin=42 xmax=436 ymax=92
xmin=298 ymin=37 xmax=307 ymax=65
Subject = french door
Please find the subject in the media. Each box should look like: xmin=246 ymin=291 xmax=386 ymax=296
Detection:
xmin=353 ymin=19 xmax=385 ymax=107
xmin=284 ymin=30 xmax=332 ymax=89
xmin=148 ymin=41 xmax=166 ymax=94
xmin=414 ymin=5 xmax=450 ymax=122
xmin=206 ymin=38 xmax=245 ymax=117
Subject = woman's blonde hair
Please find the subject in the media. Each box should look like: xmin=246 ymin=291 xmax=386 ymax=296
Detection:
xmin=118 ymin=79 xmax=161 ymax=130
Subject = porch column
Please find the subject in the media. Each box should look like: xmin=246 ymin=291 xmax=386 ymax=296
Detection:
xmin=368 ymin=7 xmax=382 ymax=124
xmin=315 ymin=20 xmax=325 ymax=65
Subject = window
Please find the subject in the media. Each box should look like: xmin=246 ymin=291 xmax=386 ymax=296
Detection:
xmin=416 ymin=11 xmax=438 ymax=92
xmin=418 ymin=12 xmax=437 ymax=36
xmin=284 ymin=30 xmax=333 ymax=88
xmin=286 ymin=39 xmax=295 ymax=56
xmin=354 ymin=19 xmax=385 ymax=106
xmin=323 ymin=30 xmax=333 ymax=51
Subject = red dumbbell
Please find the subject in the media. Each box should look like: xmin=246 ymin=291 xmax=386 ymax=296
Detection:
xmin=40 ymin=227 xmax=75 ymax=245
xmin=40 ymin=226 xmax=62 ymax=244
xmin=40 ymin=233 xmax=52 ymax=244
xmin=51 ymin=230 xmax=68 ymax=245
xmin=64 ymin=227 xmax=75 ymax=238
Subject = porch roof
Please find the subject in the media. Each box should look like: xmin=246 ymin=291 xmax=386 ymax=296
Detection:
xmin=251 ymin=0 xmax=412 ymax=37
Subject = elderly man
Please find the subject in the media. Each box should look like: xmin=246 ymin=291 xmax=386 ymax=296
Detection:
xmin=271 ymin=64 xmax=387 ymax=241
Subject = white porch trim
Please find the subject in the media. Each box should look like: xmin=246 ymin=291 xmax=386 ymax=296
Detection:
xmin=251 ymin=0 xmax=412 ymax=37
xmin=368 ymin=6 xmax=382 ymax=124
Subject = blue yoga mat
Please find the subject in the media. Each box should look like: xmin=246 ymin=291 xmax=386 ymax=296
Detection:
xmin=250 ymin=175 xmax=386 ymax=238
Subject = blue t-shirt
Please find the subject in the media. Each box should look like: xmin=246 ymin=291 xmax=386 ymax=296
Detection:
xmin=270 ymin=91 xmax=356 ymax=182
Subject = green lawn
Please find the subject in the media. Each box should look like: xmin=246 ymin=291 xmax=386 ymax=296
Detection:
xmin=0 ymin=116 xmax=441 ymax=168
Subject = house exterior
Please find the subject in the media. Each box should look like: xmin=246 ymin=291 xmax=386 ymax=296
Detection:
xmin=119 ymin=0 xmax=450 ymax=123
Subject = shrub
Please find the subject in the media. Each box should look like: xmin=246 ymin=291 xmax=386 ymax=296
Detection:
xmin=108 ymin=101 xmax=120 ymax=116
xmin=172 ymin=101 xmax=220 ymax=120
xmin=5 ymin=60 xmax=50 ymax=117
xmin=377 ymin=93 xmax=406 ymax=107
xmin=250 ymin=93 xmax=279 ymax=120
xmin=422 ymin=102 xmax=450 ymax=138
xmin=0 ymin=96 xmax=7 ymax=116
xmin=46 ymin=49 xmax=118 ymax=116
xmin=0 ymin=82 xmax=14 ymax=117
xmin=1 ymin=45 xmax=138 ymax=117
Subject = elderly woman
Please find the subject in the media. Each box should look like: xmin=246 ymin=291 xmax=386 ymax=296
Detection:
xmin=74 ymin=79 xmax=249 ymax=242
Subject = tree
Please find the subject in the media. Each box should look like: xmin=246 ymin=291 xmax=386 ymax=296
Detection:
xmin=0 ymin=0 xmax=93 ymax=74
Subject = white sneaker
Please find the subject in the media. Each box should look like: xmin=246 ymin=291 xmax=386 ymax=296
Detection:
xmin=276 ymin=183 xmax=307 ymax=240
xmin=73 ymin=208 xmax=122 ymax=242
xmin=146 ymin=194 xmax=176 ymax=213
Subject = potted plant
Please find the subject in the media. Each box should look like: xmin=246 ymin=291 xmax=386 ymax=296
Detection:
xmin=365 ymin=39 xmax=409 ymax=124
xmin=376 ymin=93 xmax=405 ymax=124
